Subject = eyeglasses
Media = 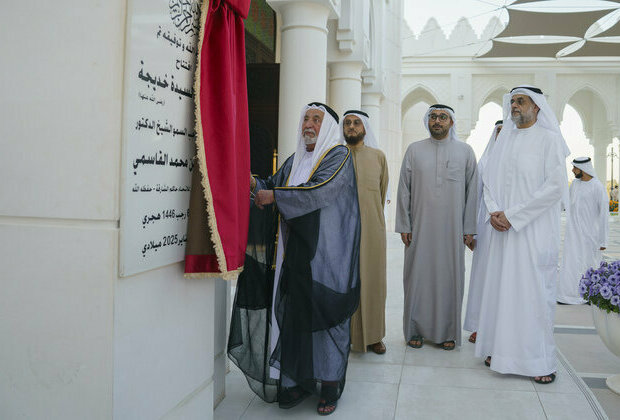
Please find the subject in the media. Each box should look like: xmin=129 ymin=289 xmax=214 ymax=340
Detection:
xmin=429 ymin=114 xmax=450 ymax=121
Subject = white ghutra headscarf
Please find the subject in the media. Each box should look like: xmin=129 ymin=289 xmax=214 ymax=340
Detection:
xmin=500 ymin=86 xmax=570 ymax=156
xmin=572 ymin=157 xmax=596 ymax=178
xmin=340 ymin=109 xmax=378 ymax=148
xmin=479 ymin=120 xmax=503 ymax=173
xmin=341 ymin=109 xmax=392 ymax=203
xmin=423 ymin=104 xmax=461 ymax=142
xmin=288 ymin=102 xmax=341 ymax=185
xmin=483 ymin=85 xmax=571 ymax=210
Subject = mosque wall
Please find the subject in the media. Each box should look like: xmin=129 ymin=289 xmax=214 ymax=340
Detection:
xmin=0 ymin=1 xmax=219 ymax=419
xmin=379 ymin=0 xmax=404 ymax=230
xmin=471 ymin=74 xmax=534 ymax=117
xmin=556 ymin=74 xmax=618 ymax=130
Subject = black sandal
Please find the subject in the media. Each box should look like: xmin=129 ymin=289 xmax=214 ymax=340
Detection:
xmin=278 ymin=386 xmax=309 ymax=409
xmin=317 ymin=384 xmax=339 ymax=416
xmin=317 ymin=398 xmax=338 ymax=416
xmin=407 ymin=335 xmax=424 ymax=348
xmin=441 ymin=340 xmax=456 ymax=351
xmin=533 ymin=373 xmax=556 ymax=384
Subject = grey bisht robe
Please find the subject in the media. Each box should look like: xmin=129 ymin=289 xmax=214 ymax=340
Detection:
xmin=395 ymin=137 xmax=477 ymax=346
xmin=228 ymin=145 xmax=360 ymax=402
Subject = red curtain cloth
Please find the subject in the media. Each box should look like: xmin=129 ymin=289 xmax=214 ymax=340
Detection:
xmin=185 ymin=0 xmax=251 ymax=279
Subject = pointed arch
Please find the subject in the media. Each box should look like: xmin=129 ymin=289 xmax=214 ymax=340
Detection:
xmin=560 ymin=83 xmax=613 ymax=125
xmin=473 ymin=85 xmax=508 ymax=121
xmin=401 ymin=84 xmax=440 ymax=121
xmin=562 ymin=85 xmax=612 ymax=140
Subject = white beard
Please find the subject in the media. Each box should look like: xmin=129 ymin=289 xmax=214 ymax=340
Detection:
xmin=303 ymin=135 xmax=317 ymax=146
xmin=511 ymin=110 xmax=535 ymax=126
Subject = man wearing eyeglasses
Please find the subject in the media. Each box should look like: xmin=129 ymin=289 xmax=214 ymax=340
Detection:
xmin=395 ymin=104 xmax=478 ymax=351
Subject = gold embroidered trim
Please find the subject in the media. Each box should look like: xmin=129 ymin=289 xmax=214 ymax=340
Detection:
xmin=276 ymin=146 xmax=349 ymax=190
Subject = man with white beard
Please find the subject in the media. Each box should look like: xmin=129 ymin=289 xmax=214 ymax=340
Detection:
xmin=229 ymin=102 xmax=360 ymax=415
xmin=557 ymin=157 xmax=608 ymax=304
xmin=474 ymin=86 xmax=569 ymax=384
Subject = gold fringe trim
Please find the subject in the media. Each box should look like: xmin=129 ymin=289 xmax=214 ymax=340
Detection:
xmin=191 ymin=0 xmax=243 ymax=280
xmin=184 ymin=267 xmax=242 ymax=281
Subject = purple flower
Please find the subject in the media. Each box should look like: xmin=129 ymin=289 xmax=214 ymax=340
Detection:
xmin=591 ymin=274 xmax=601 ymax=284
xmin=600 ymin=285 xmax=613 ymax=300
xmin=590 ymin=284 xmax=601 ymax=296
xmin=579 ymin=284 xmax=588 ymax=297
xmin=611 ymin=295 xmax=620 ymax=307
xmin=615 ymin=285 xmax=620 ymax=296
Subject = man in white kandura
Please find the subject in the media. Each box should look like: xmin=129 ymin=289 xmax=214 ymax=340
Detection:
xmin=557 ymin=157 xmax=608 ymax=304
xmin=464 ymin=120 xmax=502 ymax=344
xmin=474 ymin=86 xmax=570 ymax=384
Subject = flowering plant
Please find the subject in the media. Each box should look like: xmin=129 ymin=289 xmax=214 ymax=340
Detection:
xmin=579 ymin=260 xmax=620 ymax=314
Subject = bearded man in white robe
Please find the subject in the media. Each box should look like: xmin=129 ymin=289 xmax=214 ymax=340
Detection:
xmin=474 ymin=86 xmax=570 ymax=384
xmin=557 ymin=157 xmax=608 ymax=304
xmin=464 ymin=120 xmax=502 ymax=344
xmin=396 ymin=104 xmax=478 ymax=351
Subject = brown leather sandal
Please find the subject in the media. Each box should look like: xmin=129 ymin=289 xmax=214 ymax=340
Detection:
xmin=369 ymin=341 xmax=386 ymax=354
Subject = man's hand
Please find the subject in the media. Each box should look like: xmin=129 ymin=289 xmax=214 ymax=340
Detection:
xmin=490 ymin=211 xmax=511 ymax=232
xmin=464 ymin=234 xmax=474 ymax=251
xmin=400 ymin=232 xmax=412 ymax=247
xmin=255 ymin=190 xmax=274 ymax=209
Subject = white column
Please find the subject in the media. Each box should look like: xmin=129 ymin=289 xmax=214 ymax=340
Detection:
xmin=593 ymin=141 xmax=608 ymax=184
xmin=451 ymin=72 xmax=473 ymax=141
xmin=268 ymin=0 xmax=333 ymax=165
xmin=361 ymin=92 xmax=382 ymax=146
xmin=329 ymin=61 xmax=363 ymax=118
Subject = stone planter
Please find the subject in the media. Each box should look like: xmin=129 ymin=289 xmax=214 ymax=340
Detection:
xmin=591 ymin=305 xmax=620 ymax=394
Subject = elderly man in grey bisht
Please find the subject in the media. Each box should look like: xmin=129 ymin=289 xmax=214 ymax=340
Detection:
xmin=229 ymin=102 xmax=361 ymax=416
xmin=395 ymin=104 xmax=478 ymax=351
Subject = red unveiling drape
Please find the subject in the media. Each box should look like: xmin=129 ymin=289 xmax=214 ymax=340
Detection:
xmin=185 ymin=0 xmax=251 ymax=280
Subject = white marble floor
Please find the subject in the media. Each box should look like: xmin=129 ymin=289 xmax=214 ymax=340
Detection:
xmin=216 ymin=223 xmax=618 ymax=419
